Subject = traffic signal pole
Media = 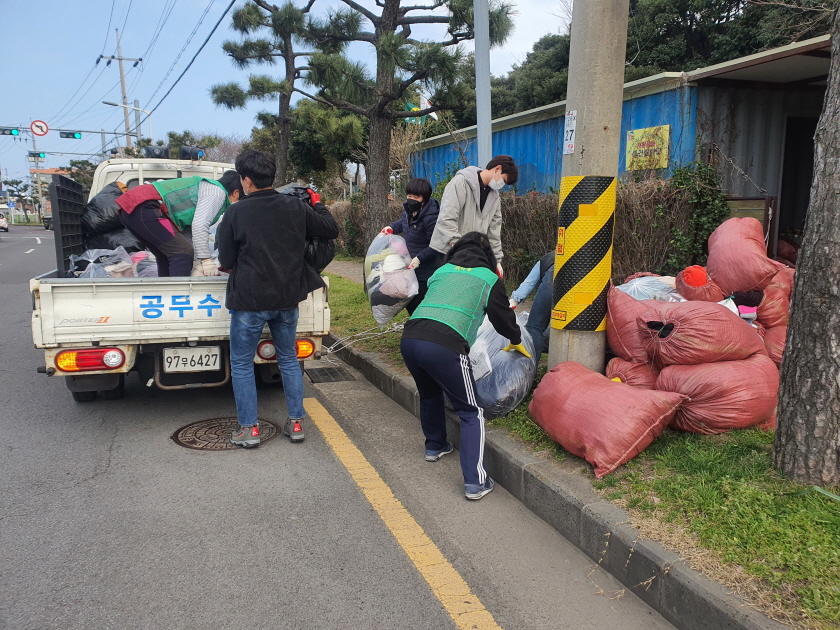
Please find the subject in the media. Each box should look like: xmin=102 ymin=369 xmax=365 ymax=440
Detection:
xmin=473 ymin=0 xmax=492 ymax=167
xmin=31 ymin=135 xmax=44 ymax=222
xmin=547 ymin=0 xmax=630 ymax=373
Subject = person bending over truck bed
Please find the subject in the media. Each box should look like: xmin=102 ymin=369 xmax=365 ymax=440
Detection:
xmin=217 ymin=150 xmax=339 ymax=448
xmin=116 ymin=171 xmax=243 ymax=277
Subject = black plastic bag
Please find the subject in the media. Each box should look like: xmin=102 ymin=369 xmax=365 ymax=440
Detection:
xmin=85 ymin=227 xmax=143 ymax=253
xmin=305 ymin=237 xmax=335 ymax=273
xmin=81 ymin=182 xmax=125 ymax=235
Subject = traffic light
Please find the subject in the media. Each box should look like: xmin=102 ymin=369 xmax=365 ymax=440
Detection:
xmin=0 ymin=128 xmax=20 ymax=136
xmin=59 ymin=131 xmax=83 ymax=139
xmin=28 ymin=151 xmax=46 ymax=159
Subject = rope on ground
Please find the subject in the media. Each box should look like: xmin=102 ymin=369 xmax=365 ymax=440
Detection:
xmin=323 ymin=322 xmax=405 ymax=355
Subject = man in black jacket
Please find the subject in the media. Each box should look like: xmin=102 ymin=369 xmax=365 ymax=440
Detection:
xmin=217 ymin=150 xmax=339 ymax=448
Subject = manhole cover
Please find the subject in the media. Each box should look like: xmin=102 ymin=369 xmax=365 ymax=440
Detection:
xmin=171 ymin=417 xmax=279 ymax=451
xmin=305 ymin=366 xmax=356 ymax=383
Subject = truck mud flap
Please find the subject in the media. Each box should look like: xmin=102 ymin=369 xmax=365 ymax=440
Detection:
xmin=153 ymin=347 xmax=231 ymax=390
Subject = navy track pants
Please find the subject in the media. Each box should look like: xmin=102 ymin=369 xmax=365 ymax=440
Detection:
xmin=400 ymin=337 xmax=487 ymax=486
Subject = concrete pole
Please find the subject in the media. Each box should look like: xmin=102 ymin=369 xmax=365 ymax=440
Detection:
xmin=31 ymin=135 xmax=45 ymax=222
xmin=101 ymin=131 xmax=108 ymax=156
xmin=547 ymin=0 xmax=630 ymax=373
xmin=473 ymin=0 xmax=492 ymax=168
xmin=134 ymin=100 xmax=143 ymax=144
xmin=115 ymin=29 xmax=133 ymax=149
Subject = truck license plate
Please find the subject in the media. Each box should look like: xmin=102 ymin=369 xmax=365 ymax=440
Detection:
xmin=163 ymin=347 xmax=221 ymax=373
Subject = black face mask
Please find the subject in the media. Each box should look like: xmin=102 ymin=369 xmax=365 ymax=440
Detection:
xmin=405 ymin=199 xmax=422 ymax=214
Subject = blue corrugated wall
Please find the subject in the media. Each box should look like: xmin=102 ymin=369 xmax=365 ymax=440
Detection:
xmin=412 ymin=86 xmax=698 ymax=193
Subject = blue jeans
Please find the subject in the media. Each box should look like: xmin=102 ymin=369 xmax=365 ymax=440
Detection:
xmin=526 ymin=267 xmax=554 ymax=357
xmin=229 ymin=308 xmax=305 ymax=427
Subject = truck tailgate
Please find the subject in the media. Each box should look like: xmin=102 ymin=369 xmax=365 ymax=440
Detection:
xmin=32 ymin=276 xmax=330 ymax=347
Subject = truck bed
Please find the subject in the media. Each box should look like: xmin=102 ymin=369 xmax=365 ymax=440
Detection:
xmin=31 ymin=275 xmax=330 ymax=348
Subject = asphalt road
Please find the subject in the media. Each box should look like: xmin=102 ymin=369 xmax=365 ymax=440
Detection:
xmin=0 ymin=225 xmax=674 ymax=630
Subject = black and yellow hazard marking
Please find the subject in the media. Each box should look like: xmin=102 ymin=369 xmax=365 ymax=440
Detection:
xmin=551 ymin=175 xmax=616 ymax=331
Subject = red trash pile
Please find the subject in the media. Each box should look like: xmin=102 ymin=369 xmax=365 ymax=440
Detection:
xmin=530 ymin=218 xmax=794 ymax=478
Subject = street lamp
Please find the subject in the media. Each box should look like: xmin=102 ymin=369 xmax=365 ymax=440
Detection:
xmin=102 ymin=101 xmax=153 ymax=144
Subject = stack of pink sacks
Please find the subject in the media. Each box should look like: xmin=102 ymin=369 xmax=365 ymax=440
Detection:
xmin=669 ymin=217 xmax=794 ymax=367
xmin=606 ymin=218 xmax=788 ymax=435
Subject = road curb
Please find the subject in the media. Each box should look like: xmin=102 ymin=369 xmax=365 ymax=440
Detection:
xmin=324 ymin=334 xmax=787 ymax=630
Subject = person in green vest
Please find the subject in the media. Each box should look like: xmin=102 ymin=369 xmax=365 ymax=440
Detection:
xmin=116 ymin=171 xmax=243 ymax=276
xmin=400 ymin=231 xmax=531 ymax=501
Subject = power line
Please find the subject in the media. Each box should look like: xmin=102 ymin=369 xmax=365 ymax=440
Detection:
xmin=100 ymin=0 xmax=117 ymax=54
xmin=52 ymin=66 xmax=109 ymax=127
xmin=143 ymin=0 xmax=216 ymax=106
xmin=141 ymin=0 xmax=236 ymax=119
xmin=118 ymin=0 xmax=133 ymax=39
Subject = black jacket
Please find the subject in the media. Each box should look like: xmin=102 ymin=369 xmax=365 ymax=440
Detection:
xmin=403 ymin=242 xmax=521 ymax=354
xmin=389 ymin=198 xmax=440 ymax=279
xmin=217 ymin=188 xmax=339 ymax=311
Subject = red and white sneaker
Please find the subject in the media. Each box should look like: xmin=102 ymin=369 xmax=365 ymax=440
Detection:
xmin=283 ymin=417 xmax=305 ymax=443
xmin=231 ymin=423 xmax=260 ymax=448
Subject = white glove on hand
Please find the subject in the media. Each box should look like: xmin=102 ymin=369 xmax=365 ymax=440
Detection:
xmin=496 ymin=263 xmax=504 ymax=280
xmin=201 ymin=258 xmax=220 ymax=276
xmin=380 ymin=226 xmax=393 ymax=235
xmin=408 ymin=257 xmax=421 ymax=270
xmin=509 ymin=298 xmax=517 ymax=309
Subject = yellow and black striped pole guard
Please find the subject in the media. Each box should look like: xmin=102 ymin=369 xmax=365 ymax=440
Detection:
xmin=551 ymin=175 xmax=616 ymax=331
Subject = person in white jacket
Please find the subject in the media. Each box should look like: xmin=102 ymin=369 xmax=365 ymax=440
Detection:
xmin=428 ymin=155 xmax=518 ymax=278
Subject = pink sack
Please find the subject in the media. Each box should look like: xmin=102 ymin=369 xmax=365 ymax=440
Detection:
xmin=675 ymin=266 xmax=726 ymax=302
xmin=763 ymin=326 xmax=787 ymax=367
xmin=638 ymin=301 xmax=768 ymax=367
xmin=656 ymin=353 xmax=779 ymax=434
xmin=767 ymin=267 xmax=795 ymax=301
xmin=706 ymin=218 xmax=784 ymax=294
xmin=756 ymin=285 xmax=790 ymax=329
xmin=530 ymin=362 xmax=684 ymax=478
xmin=606 ymin=357 xmax=659 ymax=390
xmin=606 ymin=286 xmax=654 ymax=363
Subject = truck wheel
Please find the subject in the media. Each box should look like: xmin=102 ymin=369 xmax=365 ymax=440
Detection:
xmin=72 ymin=391 xmax=97 ymax=403
xmin=100 ymin=375 xmax=125 ymax=400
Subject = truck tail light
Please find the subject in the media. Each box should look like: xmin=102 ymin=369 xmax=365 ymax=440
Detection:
xmin=56 ymin=348 xmax=125 ymax=372
xmin=257 ymin=341 xmax=276 ymax=359
xmin=296 ymin=339 xmax=315 ymax=359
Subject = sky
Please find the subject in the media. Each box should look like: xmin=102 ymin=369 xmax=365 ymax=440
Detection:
xmin=0 ymin=0 xmax=567 ymax=183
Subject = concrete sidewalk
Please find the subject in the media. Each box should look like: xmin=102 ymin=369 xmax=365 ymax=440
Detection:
xmin=320 ymin=257 xmax=785 ymax=630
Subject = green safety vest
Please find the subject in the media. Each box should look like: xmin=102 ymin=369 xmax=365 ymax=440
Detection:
xmin=151 ymin=176 xmax=229 ymax=231
xmin=411 ymin=263 xmax=499 ymax=346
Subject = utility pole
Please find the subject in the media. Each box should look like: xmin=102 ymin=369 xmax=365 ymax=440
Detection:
xmin=547 ymin=0 xmax=630 ymax=373
xmin=31 ymin=135 xmax=44 ymax=223
xmin=473 ymin=0 xmax=492 ymax=168
xmin=98 ymin=30 xmax=142 ymax=150
xmin=133 ymin=99 xmax=143 ymax=144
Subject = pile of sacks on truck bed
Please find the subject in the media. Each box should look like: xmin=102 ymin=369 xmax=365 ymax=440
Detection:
xmin=529 ymin=217 xmax=793 ymax=478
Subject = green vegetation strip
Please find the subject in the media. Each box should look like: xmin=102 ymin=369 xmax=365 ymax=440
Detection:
xmin=325 ymin=272 xmax=406 ymax=367
xmin=596 ymin=429 xmax=840 ymax=627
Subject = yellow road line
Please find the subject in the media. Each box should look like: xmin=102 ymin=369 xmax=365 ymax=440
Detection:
xmin=305 ymin=398 xmax=503 ymax=630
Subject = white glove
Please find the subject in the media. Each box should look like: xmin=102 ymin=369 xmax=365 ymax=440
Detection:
xmin=408 ymin=257 xmax=421 ymax=269
xmin=380 ymin=226 xmax=393 ymax=235
xmin=509 ymin=298 xmax=517 ymax=309
xmin=496 ymin=263 xmax=504 ymax=280
xmin=200 ymin=258 xmax=220 ymax=276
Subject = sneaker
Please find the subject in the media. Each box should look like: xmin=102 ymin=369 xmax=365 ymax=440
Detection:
xmin=465 ymin=478 xmax=495 ymax=501
xmin=425 ymin=442 xmax=454 ymax=462
xmin=283 ymin=417 xmax=305 ymax=443
xmin=231 ymin=423 xmax=260 ymax=448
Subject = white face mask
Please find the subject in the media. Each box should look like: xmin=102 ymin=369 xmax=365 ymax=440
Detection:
xmin=489 ymin=173 xmax=505 ymax=191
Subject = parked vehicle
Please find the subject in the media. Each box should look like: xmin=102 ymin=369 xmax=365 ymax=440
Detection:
xmin=0 ymin=213 xmax=8 ymax=231
xmin=31 ymin=155 xmax=331 ymax=402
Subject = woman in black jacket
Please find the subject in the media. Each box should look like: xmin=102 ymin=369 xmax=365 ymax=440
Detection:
xmin=380 ymin=177 xmax=440 ymax=314
xmin=401 ymin=232 xmax=531 ymax=500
